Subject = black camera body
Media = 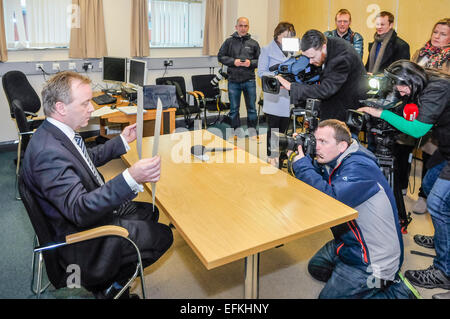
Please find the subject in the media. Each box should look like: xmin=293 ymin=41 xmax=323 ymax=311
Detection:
xmin=261 ymin=55 xmax=321 ymax=94
xmin=210 ymin=66 xmax=229 ymax=86
xmin=280 ymin=132 xmax=317 ymax=157
xmin=278 ymin=98 xmax=321 ymax=157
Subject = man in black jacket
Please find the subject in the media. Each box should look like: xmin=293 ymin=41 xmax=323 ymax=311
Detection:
xmin=277 ymin=29 xmax=367 ymax=121
xmin=218 ymin=17 xmax=260 ymax=138
xmin=366 ymin=11 xmax=410 ymax=74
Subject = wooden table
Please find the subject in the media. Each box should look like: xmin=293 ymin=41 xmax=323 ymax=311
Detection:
xmin=91 ymin=93 xmax=176 ymax=136
xmin=121 ymin=129 xmax=358 ymax=298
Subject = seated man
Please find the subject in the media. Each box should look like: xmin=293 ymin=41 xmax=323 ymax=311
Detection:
xmin=290 ymin=119 xmax=416 ymax=299
xmin=22 ymin=71 xmax=173 ymax=298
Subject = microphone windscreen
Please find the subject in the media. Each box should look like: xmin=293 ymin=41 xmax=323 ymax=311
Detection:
xmin=191 ymin=145 xmax=205 ymax=156
xmin=403 ymin=103 xmax=419 ymax=121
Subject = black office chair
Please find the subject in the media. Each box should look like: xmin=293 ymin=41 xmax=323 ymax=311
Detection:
xmin=18 ymin=174 xmax=148 ymax=299
xmin=191 ymin=74 xmax=230 ymax=128
xmin=2 ymin=70 xmax=43 ymax=130
xmin=13 ymin=100 xmax=34 ymax=200
xmin=155 ymin=76 xmax=202 ymax=128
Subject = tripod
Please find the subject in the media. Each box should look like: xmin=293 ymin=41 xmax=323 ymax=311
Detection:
xmin=373 ymin=139 xmax=412 ymax=234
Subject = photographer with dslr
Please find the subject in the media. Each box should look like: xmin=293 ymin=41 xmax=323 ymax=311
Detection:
xmin=276 ymin=29 xmax=367 ymax=121
xmin=358 ymin=60 xmax=450 ymax=294
xmin=258 ymin=22 xmax=296 ymax=166
xmin=290 ymin=119 xmax=416 ymax=299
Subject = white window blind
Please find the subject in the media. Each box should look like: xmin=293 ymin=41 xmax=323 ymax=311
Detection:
xmin=3 ymin=0 xmax=72 ymax=49
xmin=149 ymin=0 xmax=205 ymax=48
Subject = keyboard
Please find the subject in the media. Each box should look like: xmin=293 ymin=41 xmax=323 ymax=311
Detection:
xmin=92 ymin=94 xmax=117 ymax=105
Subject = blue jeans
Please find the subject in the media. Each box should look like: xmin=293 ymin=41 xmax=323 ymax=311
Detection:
xmin=308 ymin=240 xmax=415 ymax=299
xmin=422 ymin=161 xmax=447 ymax=196
xmin=427 ymin=177 xmax=450 ymax=276
xmin=228 ymin=80 xmax=257 ymax=130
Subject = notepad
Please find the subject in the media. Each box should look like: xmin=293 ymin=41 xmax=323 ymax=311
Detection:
xmin=117 ymin=106 xmax=147 ymax=115
xmin=91 ymin=106 xmax=119 ymax=117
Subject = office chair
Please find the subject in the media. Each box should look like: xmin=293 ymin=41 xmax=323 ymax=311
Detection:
xmin=191 ymin=74 xmax=230 ymax=128
xmin=2 ymin=70 xmax=43 ymax=130
xmin=13 ymin=100 xmax=34 ymax=200
xmin=155 ymin=76 xmax=202 ymax=128
xmin=18 ymin=174 xmax=147 ymax=299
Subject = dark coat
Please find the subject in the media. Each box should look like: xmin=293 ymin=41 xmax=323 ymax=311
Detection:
xmin=365 ymin=30 xmax=410 ymax=72
xmin=218 ymin=32 xmax=260 ymax=83
xmin=22 ymin=120 xmax=172 ymax=290
xmin=290 ymin=37 xmax=368 ymax=121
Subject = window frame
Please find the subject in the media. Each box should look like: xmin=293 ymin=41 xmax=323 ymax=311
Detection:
xmin=148 ymin=0 xmax=205 ymax=49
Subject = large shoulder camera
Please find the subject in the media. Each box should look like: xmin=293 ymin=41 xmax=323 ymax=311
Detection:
xmin=346 ymin=72 xmax=405 ymax=157
xmin=278 ymin=98 xmax=320 ymax=158
xmin=261 ymin=55 xmax=321 ymax=94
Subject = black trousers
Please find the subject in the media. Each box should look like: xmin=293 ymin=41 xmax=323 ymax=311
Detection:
xmin=86 ymin=202 xmax=173 ymax=292
xmin=266 ymin=114 xmax=290 ymax=158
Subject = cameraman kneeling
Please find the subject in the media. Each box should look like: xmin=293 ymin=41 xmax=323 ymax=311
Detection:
xmin=358 ymin=60 xmax=450 ymax=293
xmin=291 ymin=119 xmax=416 ymax=298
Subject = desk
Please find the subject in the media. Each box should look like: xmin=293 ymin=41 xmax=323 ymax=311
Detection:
xmin=91 ymin=93 xmax=176 ymax=136
xmin=121 ymin=130 xmax=358 ymax=298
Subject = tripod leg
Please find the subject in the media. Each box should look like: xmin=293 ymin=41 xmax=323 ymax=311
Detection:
xmin=392 ymin=166 xmax=411 ymax=233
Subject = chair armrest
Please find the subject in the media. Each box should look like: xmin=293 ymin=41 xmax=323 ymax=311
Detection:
xmin=24 ymin=111 xmax=39 ymax=118
xmin=187 ymin=91 xmax=200 ymax=106
xmin=19 ymin=131 xmax=34 ymax=136
xmin=66 ymin=225 xmax=129 ymax=245
xmin=192 ymin=91 xmax=205 ymax=99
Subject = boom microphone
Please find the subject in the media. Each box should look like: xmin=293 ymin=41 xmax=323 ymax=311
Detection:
xmin=403 ymin=103 xmax=419 ymax=121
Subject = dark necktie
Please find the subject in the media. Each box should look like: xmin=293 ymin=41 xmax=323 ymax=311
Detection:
xmin=73 ymin=133 xmax=104 ymax=186
xmin=74 ymin=133 xmax=135 ymax=216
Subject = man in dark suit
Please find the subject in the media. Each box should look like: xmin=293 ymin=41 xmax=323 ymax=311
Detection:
xmin=276 ymin=29 xmax=368 ymax=122
xmin=366 ymin=11 xmax=410 ymax=74
xmin=22 ymin=71 xmax=173 ymax=298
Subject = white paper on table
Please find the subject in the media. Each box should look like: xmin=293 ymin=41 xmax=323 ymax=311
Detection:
xmin=90 ymin=106 xmax=118 ymax=117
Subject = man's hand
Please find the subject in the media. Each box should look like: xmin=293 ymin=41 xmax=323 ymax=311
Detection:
xmin=121 ymin=123 xmax=137 ymax=144
xmin=234 ymin=59 xmax=250 ymax=67
xmin=286 ymin=134 xmax=305 ymax=163
xmin=275 ymin=75 xmax=291 ymax=91
xmin=128 ymin=156 xmax=161 ymax=184
xmin=357 ymin=106 xmax=383 ymax=118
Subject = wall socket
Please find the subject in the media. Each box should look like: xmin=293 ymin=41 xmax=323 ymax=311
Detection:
xmin=68 ymin=62 xmax=77 ymax=70
xmin=52 ymin=63 xmax=60 ymax=71
xmin=82 ymin=62 xmax=93 ymax=71
xmin=35 ymin=63 xmax=44 ymax=71
xmin=164 ymin=60 xmax=173 ymax=67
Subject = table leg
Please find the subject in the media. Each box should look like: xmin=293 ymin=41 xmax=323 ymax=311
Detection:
xmin=244 ymin=253 xmax=260 ymax=299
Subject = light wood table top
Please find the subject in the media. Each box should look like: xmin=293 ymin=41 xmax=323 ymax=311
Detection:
xmin=122 ymin=129 xmax=358 ymax=270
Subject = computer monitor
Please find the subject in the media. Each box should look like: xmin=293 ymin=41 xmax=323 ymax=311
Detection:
xmin=102 ymin=56 xmax=127 ymax=83
xmin=128 ymin=59 xmax=147 ymax=87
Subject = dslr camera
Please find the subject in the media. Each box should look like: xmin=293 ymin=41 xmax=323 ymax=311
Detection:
xmin=261 ymin=55 xmax=321 ymax=94
xmin=210 ymin=65 xmax=228 ymax=86
xmin=278 ymin=98 xmax=320 ymax=157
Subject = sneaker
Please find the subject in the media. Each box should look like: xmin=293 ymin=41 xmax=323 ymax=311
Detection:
xmin=404 ymin=265 xmax=450 ymax=289
xmin=413 ymin=234 xmax=435 ymax=249
xmin=412 ymin=197 xmax=427 ymax=214
xmin=433 ymin=291 xmax=450 ymax=299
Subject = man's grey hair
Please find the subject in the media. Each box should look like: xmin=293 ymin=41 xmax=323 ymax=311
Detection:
xmin=41 ymin=71 xmax=91 ymax=116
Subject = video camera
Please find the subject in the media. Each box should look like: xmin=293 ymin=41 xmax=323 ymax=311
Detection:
xmin=277 ymin=98 xmax=320 ymax=158
xmin=346 ymin=71 xmax=406 ymax=157
xmin=261 ymin=55 xmax=321 ymax=94
xmin=210 ymin=65 xmax=228 ymax=86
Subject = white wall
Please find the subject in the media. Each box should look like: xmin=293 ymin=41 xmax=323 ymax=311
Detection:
xmin=0 ymin=0 xmax=279 ymax=143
